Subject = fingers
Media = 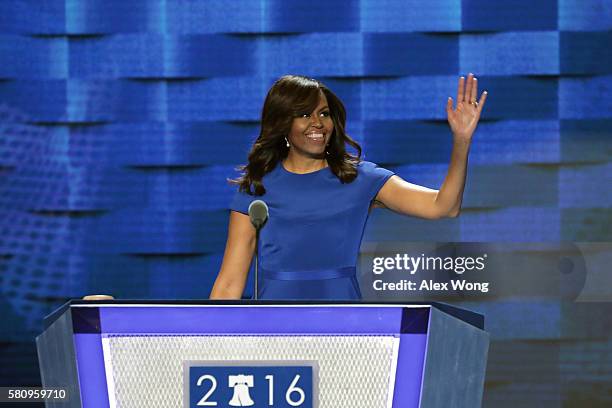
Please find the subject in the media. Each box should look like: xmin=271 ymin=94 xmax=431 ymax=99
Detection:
xmin=465 ymin=73 xmax=474 ymax=103
xmin=477 ymin=90 xmax=488 ymax=112
xmin=457 ymin=76 xmax=465 ymax=103
xmin=446 ymin=96 xmax=453 ymax=112
xmin=455 ymin=73 xmax=488 ymax=112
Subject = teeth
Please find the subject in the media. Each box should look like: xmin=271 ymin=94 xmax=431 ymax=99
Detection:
xmin=306 ymin=133 xmax=324 ymax=139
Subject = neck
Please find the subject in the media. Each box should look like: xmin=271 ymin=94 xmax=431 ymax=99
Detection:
xmin=283 ymin=153 xmax=327 ymax=174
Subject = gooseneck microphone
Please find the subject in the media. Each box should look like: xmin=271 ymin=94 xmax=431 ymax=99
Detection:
xmin=248 ymin=200 xmax=269 ymax=300
xmin=248 ymin=200 xmax=269 ymax=229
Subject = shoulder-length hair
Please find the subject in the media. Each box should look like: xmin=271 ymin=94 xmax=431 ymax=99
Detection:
xmin=232 ymin=75 xmax=362 ymax=195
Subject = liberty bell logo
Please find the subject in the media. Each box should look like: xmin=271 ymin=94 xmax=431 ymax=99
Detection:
xmin=228 ymin=374 xmax=255 ymax=406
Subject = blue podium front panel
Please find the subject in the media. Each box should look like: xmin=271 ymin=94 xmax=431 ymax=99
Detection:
xmin=68 ymin=305 xmax=429 ymax=407
xmin=38 ymin=303 xmax=487 ymax=407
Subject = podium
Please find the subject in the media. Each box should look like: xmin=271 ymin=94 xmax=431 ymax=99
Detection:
xmin=37 ymin=301 xmax=489 ymax=408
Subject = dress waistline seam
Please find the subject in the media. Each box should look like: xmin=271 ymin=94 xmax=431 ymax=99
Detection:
xmin=261 ymin=266 xmax=356 ymax=281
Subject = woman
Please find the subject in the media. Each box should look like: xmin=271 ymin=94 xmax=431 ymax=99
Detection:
xmin=210 ymin=74 xmax=487 ymax=300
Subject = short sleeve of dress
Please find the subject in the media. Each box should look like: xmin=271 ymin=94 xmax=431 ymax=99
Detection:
xmin=229 ymin=188 xmax=255 ymax=215
xmin=359 ymin=161 xmax=395 ymax=201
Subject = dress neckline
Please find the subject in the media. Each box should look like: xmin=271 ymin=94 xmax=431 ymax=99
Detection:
xmin=280 ymin=160 xmax=330 ymax=176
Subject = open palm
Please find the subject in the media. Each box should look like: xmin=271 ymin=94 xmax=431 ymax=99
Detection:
xmin=446 ymin=73 xmax=488 ymax=142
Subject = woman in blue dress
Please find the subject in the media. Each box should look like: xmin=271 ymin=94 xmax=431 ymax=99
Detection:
xmin=210 ymin=74 xmax=488 ymax=300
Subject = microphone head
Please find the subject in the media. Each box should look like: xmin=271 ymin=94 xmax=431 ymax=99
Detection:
xmin=248 ymin=200 xmax=269 ymax=229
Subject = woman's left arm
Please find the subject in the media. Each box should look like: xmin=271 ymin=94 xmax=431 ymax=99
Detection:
xmin=375 ymin=73 xmax=488 ymax=219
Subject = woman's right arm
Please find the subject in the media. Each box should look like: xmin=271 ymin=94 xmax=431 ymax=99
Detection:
xmin=209 ymin=211 xmax=256 ymax=299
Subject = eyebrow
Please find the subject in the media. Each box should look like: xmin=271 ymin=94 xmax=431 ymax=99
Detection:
xmin=315 ymin=105 xmax=330 ymax=113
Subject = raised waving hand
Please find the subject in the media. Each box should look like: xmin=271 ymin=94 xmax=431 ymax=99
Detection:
xmin=446 ymin=73 xmax=488 ymax=142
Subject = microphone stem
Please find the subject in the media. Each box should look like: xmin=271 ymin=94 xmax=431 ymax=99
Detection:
xmin=253 ymin=228 xmax=260 ymax=300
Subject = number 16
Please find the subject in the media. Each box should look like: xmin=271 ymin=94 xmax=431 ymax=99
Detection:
xmin=265 ymin=375 xmax=305 ymax=407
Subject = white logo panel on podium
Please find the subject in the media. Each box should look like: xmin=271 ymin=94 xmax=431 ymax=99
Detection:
xmin=102 ymin=335 xmax=399 ymax=408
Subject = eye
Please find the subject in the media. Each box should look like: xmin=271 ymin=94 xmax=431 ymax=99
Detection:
xmin=299 ymin=112 xmax=310 ymax=118
xmin=320 ymin=111 xmax=330 ymax=117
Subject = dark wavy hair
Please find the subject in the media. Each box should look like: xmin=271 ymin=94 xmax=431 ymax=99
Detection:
xmin=232 ymin=75 xmax=362 ymax=195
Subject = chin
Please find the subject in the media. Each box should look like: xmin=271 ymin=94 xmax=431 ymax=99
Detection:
xmin=308 ymin=151 xmax=326 ymax=158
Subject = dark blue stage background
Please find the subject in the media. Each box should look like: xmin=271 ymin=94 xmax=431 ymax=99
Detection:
xmin=1 ymin=1 xmax=611 ymax=406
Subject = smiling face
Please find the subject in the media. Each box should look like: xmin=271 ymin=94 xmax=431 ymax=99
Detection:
xmin=286 ymin=91 xmax=334 ymax=159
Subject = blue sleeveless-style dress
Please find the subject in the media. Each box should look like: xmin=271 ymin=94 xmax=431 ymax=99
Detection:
xmin=230 ymin=160 xmax=394 ymax=300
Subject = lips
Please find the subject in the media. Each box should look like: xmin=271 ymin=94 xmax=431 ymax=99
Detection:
xmin=305 ymin=132 xmax=325 ymax=142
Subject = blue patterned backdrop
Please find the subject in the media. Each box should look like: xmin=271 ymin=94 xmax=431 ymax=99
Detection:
xmin=0 ymin=0 xmax=611 ymax=406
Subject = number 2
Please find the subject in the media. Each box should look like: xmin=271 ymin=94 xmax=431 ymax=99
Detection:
xmin=196 ymin=375 xmax=218 ymax=406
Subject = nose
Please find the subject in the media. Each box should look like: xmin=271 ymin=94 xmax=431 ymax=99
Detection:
xmin=310 ymin=115 xmax=323 ymax=128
